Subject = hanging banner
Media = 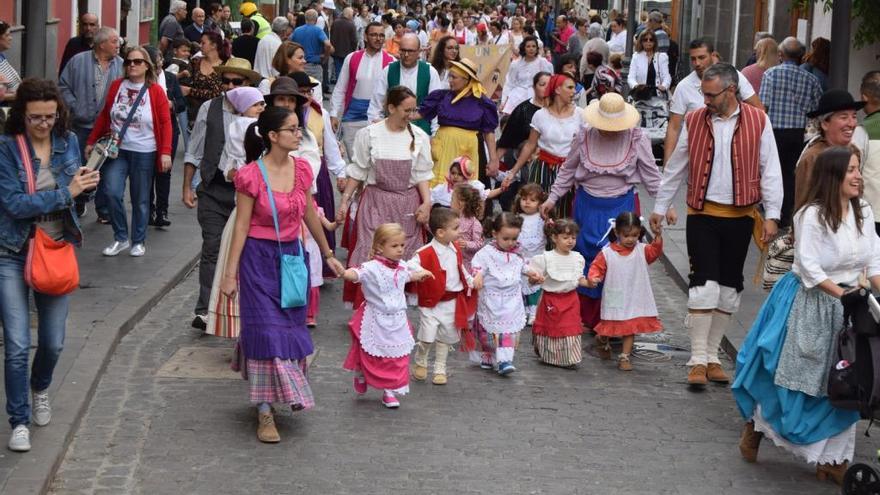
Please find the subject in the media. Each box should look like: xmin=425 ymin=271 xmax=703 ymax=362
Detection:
xmin=458 ymin=44 xmax=512 ymax=98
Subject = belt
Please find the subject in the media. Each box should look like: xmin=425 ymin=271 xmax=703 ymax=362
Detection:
xmin=538 ymin=149 xmax=565 ymax=166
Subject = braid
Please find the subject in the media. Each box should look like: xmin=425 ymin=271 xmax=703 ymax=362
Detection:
xmin=407 ymin=122 xmax=415 ymax=151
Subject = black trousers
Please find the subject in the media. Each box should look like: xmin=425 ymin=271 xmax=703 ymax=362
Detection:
xmin=773 ymin=127 xmax=806 ymax=227
xmin=149 ymin=115 xmax=180 ymax=217
xmin=195 ymin=175 xmax=236 ymax=315
xmin=685 ymin=214 xmax=754 ymax=292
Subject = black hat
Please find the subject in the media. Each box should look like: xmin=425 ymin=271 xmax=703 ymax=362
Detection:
xmin=807 ymin=89 xmax=867 ymax=118
xmin=290 ymin=71 xmax=320 ymax=89
xmin=265 ymin=76 xmax=309 ymax=106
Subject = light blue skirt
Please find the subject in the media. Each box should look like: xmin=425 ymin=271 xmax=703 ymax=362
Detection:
xmin=731 ymin=272 xmax=859 ymax=445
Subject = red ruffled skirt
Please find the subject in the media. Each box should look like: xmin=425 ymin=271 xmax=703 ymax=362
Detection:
xmin=342 ymin=303 xmax=411 ymax=393
xmin=595 ymin=316 xmax=663 ymax=337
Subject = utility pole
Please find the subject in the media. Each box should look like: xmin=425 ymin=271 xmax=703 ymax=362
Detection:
xmin=829 ymin=0 xmax=851 ymax=89
xmin=621 ymin=0 xmax=637 ymax=87
xmin=23 ymin=0 xmax=49 ymax=78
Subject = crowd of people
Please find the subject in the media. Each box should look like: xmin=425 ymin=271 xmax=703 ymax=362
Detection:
xmin=1 ymin=1 xmax=880 ymax=489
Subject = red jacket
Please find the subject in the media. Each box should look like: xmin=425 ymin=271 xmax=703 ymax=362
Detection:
xmin=87 ymin=78 xmax=173 ymax=172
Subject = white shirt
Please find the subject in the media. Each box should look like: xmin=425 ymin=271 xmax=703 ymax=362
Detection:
xmin=608 ymin=29 xmax=627 ymax=53
xmin=500 ymin=56 xmax=554 ymax=114
xmin=218 ymin=115 xmax=256 ymax=178
xmin=331 ymin=49 xmax=388 ymax=119
xmin=669 ymin=70 xmax=756 ymax=116
xmin=367 ymin=62 xmax=443 ymax=123
xmin=253 ymin=32 xmax=282 ymax=78
xmin=408 ymin=239 xmax=465 ymax=291
xmin=112 ymin=80 xmax=156 ymax=153
xmin=529 ymin=250 xmax=586 ymax=293
xmin=352 ymin=260 xmax=414 ymax=358
xmin=627 ymin=51 xmax=671 ymax=90
xmin=530 ymin=107 xmax=586 ymax=158
xmin=793 ymin=201 xmax=880 ymax=289
xmin=347 ymin=120 xmax=434 ymax=186
xmin=653 ymin=105 xmax=783 ymax=219
xmin=292 ymin=108 xmax=347 ymax=193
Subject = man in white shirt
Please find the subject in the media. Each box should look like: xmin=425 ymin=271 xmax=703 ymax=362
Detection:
xmin=253 ymin=16 xmax=291 ymax=78
xmin=663 ymin=38 xmax=765 ymax=163
xmin=367 ymin=34 xmax=441 ymax=134
xmin=331 ymin=22 xmax=394 ymax=162
xmin=650 ymin=63 xmax=782 ymax=388
xmin=606 ymin=17 xmax=627 ymax=54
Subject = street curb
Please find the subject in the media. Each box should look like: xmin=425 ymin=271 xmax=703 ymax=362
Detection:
xmin=13 ymin=240 xmax=201 ymax=495
xmin=648 ymin=232 xmax=739 ymax=362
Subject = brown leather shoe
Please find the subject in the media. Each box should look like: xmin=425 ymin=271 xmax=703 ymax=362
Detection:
xmin=257 ymin=412 xmax=280 ymax=443
xmin=706 ymin=363 xmax=730 ymax=384
xmin=617 ymin=354 xmax=633 ymax=371
xmin=412 ymin=365 xmax=428 ymax=381
xmin=687 ymin=365 xmax=708 ymax=386
xmin=817 ymin=462 xmax=848 ymax=485
xmin=595 ymin=336 xmax=612 ymax=361
xmin=432 ymin=373 xmax=447 ymax=385
xmin=738 ymin=421 xmax=762 ymax=463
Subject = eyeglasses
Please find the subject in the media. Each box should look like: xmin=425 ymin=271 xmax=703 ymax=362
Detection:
xmin=123 ymin=58 xmax=147 ymax=67
xmin=25 ymin=114 xmax=59 ymax=125
xmin=277 ymin=126 xmax=302 ymax=134
xmin=222 ymin=76 xmax=247 ymax=86
xmin=701 ymin=85 xmax=734 ymax=98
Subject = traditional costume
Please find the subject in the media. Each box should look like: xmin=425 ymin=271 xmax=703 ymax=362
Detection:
xmin=518 ymin=212 xmax=545 ymax=324
xmin=530 ymin=249 xmax=586 ymax=366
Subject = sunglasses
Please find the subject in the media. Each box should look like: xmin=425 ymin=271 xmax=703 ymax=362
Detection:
xmin=123 ymin=58 xmax=147 ymax=67
xmin=222 ymin=76 xmax=247 ymax=86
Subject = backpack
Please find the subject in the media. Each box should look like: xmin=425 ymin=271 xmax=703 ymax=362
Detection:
xmin=827 ymin=289 xmax=880 ymax=424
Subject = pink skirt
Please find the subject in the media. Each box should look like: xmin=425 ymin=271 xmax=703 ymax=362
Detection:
xmin=342 ymin=303 xmax=411 ymax=394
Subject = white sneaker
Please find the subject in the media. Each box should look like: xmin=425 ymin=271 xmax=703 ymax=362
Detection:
xmin=102 ymin=240 xmax=130 ymax=256
xmin=32 ymin=389 xmax=51 ymax=426
xmin=8 ymin=425 xmax=30 ymax=452
xmin=129 ymin=243 xmax=146 ymax=257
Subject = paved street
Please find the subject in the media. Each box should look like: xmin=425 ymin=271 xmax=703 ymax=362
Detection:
xmin=46 ymin=261 xmax=872 ymax=494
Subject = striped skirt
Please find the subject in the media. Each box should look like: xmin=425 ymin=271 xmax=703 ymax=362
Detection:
xmin=532 ymin=334 xmax=583 ymax=367
xmin=231 ymin=343 xmax=315 ymax=410
xmin=527 ymin=155 xmax=572 ymax=218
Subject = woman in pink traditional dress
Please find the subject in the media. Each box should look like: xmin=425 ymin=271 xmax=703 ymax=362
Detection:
xmin=337 ymin=86 xmax=434 ymax=308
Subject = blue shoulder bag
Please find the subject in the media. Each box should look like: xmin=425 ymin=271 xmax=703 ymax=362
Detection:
xmin=256 ymin=159 xmax=309 ymax=308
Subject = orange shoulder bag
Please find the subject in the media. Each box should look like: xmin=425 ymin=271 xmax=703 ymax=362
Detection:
xmin=16 ymin=134 xmax=80 ymax=296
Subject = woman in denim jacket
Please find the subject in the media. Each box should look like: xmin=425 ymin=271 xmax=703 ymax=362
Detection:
xmin=0 ymin=79 xmax=99 ymax=453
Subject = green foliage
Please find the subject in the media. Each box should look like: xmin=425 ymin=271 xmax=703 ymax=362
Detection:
xmin=791 ymin=0 xmax=880 ymax=49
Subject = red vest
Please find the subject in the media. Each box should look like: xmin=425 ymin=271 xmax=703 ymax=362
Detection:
xmin=343 ymin=49 xmax=394 ymax=116
xmin=411 ymin=245 xmax=469 ymax=308
xmin=685 ymin=104 xmax=766 ymax=210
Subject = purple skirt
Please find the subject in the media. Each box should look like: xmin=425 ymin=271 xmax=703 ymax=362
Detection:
xmin=238 ymin=237 xmax=313 ymax=361
xmin=315 ymin=157 xmax=336 ymax=277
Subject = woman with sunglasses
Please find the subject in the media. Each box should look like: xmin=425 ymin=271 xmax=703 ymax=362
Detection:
xmin=627 ymin=29 xmax=671 ymax=103
xmin=86 ymin=46 xmax=173 ymax=257
xmin=0 ymin=78 xmax=99 ymax=452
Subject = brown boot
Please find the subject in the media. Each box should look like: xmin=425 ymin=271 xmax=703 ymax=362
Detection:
xmin=706 ymin=363 xmax=730 ymax=384
xmin=257 ymin=412 xmax=280 ymax=443
xmin=687 ymin=365 xmax=708 ymax=386
xmin=595 ymin=336 xmax=612 ymax=361
xmin=816 ymin=462 xmax=848 ymax=485
xmin=738 ymin=421 xmax=762 ymax=462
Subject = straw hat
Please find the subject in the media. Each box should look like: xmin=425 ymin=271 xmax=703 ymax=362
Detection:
xmin=214 ymin=57 xmax=262 ymax=85
xmin=583 ymin=93 xmax=640 ymax=132
xmin=449 ymin=58 xmax=479 ymax=80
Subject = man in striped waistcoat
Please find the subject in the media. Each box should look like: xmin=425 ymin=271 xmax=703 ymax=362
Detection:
xmin=650 ymin=63 xmax=783 ymax=388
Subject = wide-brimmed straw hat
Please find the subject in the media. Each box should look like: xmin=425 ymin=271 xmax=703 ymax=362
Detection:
xmin=265 ymin=76 xmax=309 ymax=106
xmin=449 ymin=58 xmax=479 ymax=81
xmin=214 ymin=57 xmax=262 ymax=85
xmin=807 ymin=89 xmax=866 ymax=119
xmin=583 ymin=93 xmax=640 ymax=132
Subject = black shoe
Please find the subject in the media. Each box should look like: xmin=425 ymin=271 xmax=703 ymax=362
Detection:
xmin=191 ymin=314 xmax=207 ymax=330
xmin=148 ymin=214 xmax=157 ymax=226
xmin=75 ymin=202 xmax=87 ymax=218
xmin=155 ymin=212 xmax=171 ymax=227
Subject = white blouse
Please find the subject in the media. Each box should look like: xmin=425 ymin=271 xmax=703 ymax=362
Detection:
xmin=499 ymin=57 xmax=553 ymax=114
xmin=353 ymin=260 xmax=415 ymax=358
xmin=792 ymin=201 xmax=880 ymax=288
xmin=218 ymin=115 xmax=256 ymax=179
xmin=347 ymin=121 xmax=434 ymax=186
xmin=530 ymin=108 xmax=586 ymax=158
xmin=529 ymin=250 xmax=586 ymax=293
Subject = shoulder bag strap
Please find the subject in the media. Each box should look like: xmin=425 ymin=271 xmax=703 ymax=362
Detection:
xmin=15 ymin=135 xmax=36 ymax=195
xmin=116 ymin=84 xmax=149 ymax=143
xmin=256 ymin=159 xmax=283 ymax=255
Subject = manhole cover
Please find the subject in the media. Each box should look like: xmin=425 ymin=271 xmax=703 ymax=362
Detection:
xmin=157 ymin=346 xmax=240 ymax=380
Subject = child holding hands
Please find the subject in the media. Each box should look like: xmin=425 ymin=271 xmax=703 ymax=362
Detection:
xmin=342 ymin=223 xmax=434 ymax=408
xmin=585 ymin=212 xmax=663 ymax=371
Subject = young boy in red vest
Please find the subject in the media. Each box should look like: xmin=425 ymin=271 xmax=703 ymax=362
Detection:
xmin=407 ymin=208 xmax=475 ymax=385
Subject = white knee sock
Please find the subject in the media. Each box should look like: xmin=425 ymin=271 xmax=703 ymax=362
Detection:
xmin=414 ymin=341 xmax=431 ymax=368
xmin=433 ymin=343 xmax=449 ymax=375
xmin=707 ymin=312 xmax=731 ymax=364
xmin=686 ymin=313 xmax=713 ymax=366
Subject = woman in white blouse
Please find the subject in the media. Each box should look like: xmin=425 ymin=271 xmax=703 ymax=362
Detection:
xmin=733 ymin=147 xmax=880 ymax=486
xmin=499 ymin=36 xmax=553 ymax=115
xmin=626 ymin=30 xmax=671 ymax=100
xmin=336 ymin=86 xmax=433 ymax=307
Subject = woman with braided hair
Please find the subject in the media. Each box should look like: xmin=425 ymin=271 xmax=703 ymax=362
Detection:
xmin=337 ymin=86 xmax=434 ymax=308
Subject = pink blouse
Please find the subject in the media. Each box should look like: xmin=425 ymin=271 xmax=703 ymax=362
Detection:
xmin=234 ymin=157 xmax=314 ymax=242
xmin=457 ymin=215 xmax=484 ymax=269
xmin=549 ymin=127 xmax=662 ymax=202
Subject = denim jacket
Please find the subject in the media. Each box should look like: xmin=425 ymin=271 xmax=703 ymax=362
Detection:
xmin=0 ymin=133 xmax=83 ymax=253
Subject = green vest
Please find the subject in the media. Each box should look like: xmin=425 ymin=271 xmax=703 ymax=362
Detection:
xmin=388 ymin=60 xmax=431 ymax=136
xmin=252 ymin=13 xmax=271 ymax=39
xmin=865 ymin=111 xmax=880 ymax=140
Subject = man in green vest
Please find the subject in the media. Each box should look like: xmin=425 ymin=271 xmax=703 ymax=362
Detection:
xmin=239 ymin=2 xmax=271 ymax=39
xmin=367 ymin=33 xmax=442 ymax=136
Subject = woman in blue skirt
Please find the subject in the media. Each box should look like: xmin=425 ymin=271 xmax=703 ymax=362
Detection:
xmin=732 ymin=147 xmax=880 ymax=485
xmin=220 ymin=106 xmax=345 ymax=443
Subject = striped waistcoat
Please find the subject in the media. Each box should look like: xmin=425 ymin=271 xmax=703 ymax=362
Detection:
xmin=685 ymin=104 xmax=766 ymax=210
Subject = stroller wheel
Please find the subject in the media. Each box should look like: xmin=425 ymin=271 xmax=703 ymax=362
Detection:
xmin=843 ymin=463 xmax=880 ymax=495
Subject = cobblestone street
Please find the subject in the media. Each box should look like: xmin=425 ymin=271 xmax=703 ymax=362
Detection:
xmin=47 ymin=264 xmax=869 ymax=494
